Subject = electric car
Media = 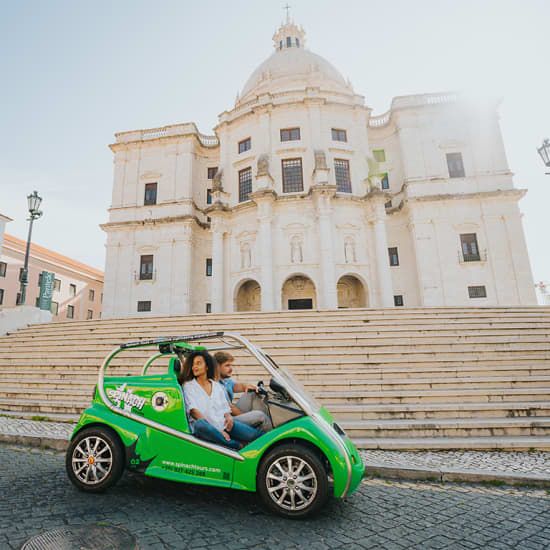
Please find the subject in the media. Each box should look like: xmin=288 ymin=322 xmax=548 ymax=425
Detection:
xmin=66 ymin=332 xmax=364 ymax=518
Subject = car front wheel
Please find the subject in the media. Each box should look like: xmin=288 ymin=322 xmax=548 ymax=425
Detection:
xmin=257 ymin=444 xmax=329 ymax=518
xmin=65 ymin=426 xmax=124 ymax=493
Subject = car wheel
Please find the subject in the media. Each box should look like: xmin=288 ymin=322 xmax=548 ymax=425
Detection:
xmin=65 ymin=426 xmax=124 ymax=493
xmin=257 ymin=443 xmax=329 ymax=518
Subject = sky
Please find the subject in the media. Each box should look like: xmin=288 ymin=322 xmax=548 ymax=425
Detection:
xmin=1 ymin=0 xmax=549 ymax=285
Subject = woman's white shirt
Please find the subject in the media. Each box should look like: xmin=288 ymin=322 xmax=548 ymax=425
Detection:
xmin=183 ymin=378 xmax=230 ymax=432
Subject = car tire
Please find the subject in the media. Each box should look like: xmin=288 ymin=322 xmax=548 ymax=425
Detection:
xmin=257 ymin=443 xmax=329 ymax=518
xmin=66 ymin=426 xmax=124 ymax=493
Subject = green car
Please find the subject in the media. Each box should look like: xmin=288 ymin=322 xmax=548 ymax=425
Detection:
xmin=66 ymin=331 xmax=364 ymax=518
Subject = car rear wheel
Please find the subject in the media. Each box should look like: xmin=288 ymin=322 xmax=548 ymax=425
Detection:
xmin=66 ymin=426 xmax=124 ymax=493
xmin=257 ymin=444 xmax=329 ymax=518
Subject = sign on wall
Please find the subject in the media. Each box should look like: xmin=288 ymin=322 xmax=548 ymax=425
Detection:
xmin=38 ymin=271 xmax=55 ymax=311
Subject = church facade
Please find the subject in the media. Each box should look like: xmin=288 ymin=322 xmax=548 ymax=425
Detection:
xmin=101 ymin=19 xmax=536 ymax=317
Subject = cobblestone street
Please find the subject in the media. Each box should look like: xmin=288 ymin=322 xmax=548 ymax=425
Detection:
xmin=1 ymin=444 xmax=549 ymax=549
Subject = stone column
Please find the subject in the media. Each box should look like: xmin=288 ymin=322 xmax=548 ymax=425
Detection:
xmin=253 ymin=191 xmax=276 ymax=311
xmin=171 ymin=222 xmax=193 ymax=314
xmin=312 ymin=186 xmax=338 ymax=309
xmin=370 ymin=194 xmax=394 ymax=307
xmin=210 ymin=217 xmax=225 ymax=313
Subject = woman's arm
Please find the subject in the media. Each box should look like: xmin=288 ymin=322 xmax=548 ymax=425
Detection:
xmin=189 ymin=408 xmax=205 ymax=420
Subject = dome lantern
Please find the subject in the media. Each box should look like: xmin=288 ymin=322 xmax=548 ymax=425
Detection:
xmin=272 ymin=17 xmax=306 ymax=51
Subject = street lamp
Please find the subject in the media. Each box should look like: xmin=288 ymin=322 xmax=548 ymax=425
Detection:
xmin=537 ymin=139 xmax=550 ymax=172
xmin=18 ymin=191 xmax=43 ymax=306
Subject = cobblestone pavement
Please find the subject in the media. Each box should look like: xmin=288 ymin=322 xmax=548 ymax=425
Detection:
xmin=1 ymin=443 xmax=549 ymax=550
xmin=1 ymin=416 xmax=549 ymax=481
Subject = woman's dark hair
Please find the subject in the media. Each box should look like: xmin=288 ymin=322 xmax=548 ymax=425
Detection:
xmin=180 ymin=350 xmax=217 ymax=383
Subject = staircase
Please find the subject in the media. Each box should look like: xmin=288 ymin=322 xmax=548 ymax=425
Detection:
xmin=1 ymin=307 xmax=549 ymax=450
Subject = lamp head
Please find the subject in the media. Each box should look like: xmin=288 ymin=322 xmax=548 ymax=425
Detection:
xmin=537 ymin=139 xmax=550 ymax=167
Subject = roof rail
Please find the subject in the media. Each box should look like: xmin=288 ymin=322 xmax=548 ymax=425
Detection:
xmin=119 ymin=331 xmax=225 ymax=349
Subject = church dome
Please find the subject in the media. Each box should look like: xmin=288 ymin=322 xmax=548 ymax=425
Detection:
xmin=239 ymin=19 xmax=352 ymax=102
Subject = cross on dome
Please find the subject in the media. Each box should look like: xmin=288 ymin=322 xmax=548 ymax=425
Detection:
xmin=272 ymin=13 xmax=306 ymax=51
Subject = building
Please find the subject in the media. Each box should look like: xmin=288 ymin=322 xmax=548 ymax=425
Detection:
xmin=0 ymin=233 xmax=104 ymax=320
xmin=0 ymin=213 xmax=11 ymax=252
xmin=101 ymin=17 xmax=536 ymax=317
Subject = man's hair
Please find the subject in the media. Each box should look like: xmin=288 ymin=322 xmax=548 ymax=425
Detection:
xmin=214 ymin=351 xmax=234 ymax=366
xmin=181 ymin=350 xmax=217 ymax=383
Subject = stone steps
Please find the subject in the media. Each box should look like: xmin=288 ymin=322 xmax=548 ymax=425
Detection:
xmin=0 ymin=306 xmax=549 ymax=450
xmin=340 ymin=416 xmax=550 ymax=439
xmin=328 ymin=402 xmax=550 ymax=420
xmin=3 ymin=362 xmax=550 ymax=380
xmin=354 ymin=436 xmax=550 ymax=450
xmin=2 ymin=375 xmax=549 ymax=393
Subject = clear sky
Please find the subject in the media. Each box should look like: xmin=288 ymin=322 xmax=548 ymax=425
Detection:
xmin=1 ymin=0 xmax=549 ymax=285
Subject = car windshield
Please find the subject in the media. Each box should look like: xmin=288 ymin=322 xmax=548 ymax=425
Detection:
xmin=261 ymin=351 xmax=322 ymax=413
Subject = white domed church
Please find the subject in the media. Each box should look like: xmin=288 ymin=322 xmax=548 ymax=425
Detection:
xmin=101 ymin=18 xmax=536 ymax=317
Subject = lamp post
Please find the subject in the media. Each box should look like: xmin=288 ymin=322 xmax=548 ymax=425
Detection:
xmin=537 ymin=139 xmax=550 ymax=173
xmin=18 ymin=191 xmax=43 ymax=306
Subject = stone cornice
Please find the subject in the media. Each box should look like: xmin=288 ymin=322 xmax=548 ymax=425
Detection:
xmin=100 ymin=215 xmax=206 ymax=232
xmin=406 ymin=188 xmax=526 ymax=204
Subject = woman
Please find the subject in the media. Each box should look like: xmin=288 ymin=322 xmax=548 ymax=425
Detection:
xmin=182 ymin=350 xmax=264 ymax=450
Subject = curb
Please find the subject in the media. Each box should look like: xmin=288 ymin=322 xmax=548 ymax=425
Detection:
xmin=0 ymin=434 xmax=69 ymax=452
xmin=364 ymin=463 xmax=550 ymax=488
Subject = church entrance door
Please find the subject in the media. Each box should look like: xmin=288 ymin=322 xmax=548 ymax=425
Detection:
xmin=235 ymin=280 xmax=261 ymax=312
xmin=337 ymin=275 xmax=367 ymax=308
xmin=282 ymin=275 xmax=317 ymax=310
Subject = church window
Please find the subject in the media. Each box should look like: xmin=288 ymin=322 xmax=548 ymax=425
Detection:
xmin=334 ymin=159 xmax=351 ymax=193
xmin=331 ymin=128 xmax=347 ymax=142
xmin=0 ymin=261 xmax=6 ymax=277
xmin=50 ymin=301 xmax=59 ymax=315
xmin=388 ymin=247 xmax=399 ymax=266
xmin=280 ymin=127 xmax=301 ymax=142
xmin=89 ymin=289 xmax=95 ymax=301
xmin=373 ymin=149 xmax=386 ymax=162
xmin=238 ymin=137 xmax=251 ymax=154
xmin=87 ymin=309 xmax=93 ymax=320
xmin=460 ymin=233 xmax=480 ymax=261
xmin=468 ymin=285 xmax=487 ymax=298
xmin=207 ymin=167 xmax=218 ymax=179
xmin=282 ymin=158 xmax=304 ymax=193
xmin=207 ymin=188 xmax=212 ymax=205
xmin=206 ymin=303 xmax=212 ymax=313
xmin=67 ymin=305 xmax=74 ymax=319
xmin=446 ymin=152 xmax=465 ymax=178
xmin=139 ymin=255 xmax=154 ymax=280
xmin=394 ymin=295 xmax=404 ymax=306
xmin=70 ymin=283 xmax=77 ymax=296
xmin=239 ymin=167 xmax=252 ymax=202
xmin=0 ymin=289 xmax=3 ymax=305
xmin=206 ymin=258 xmax=212 ymax=277
xmin=137 ymin=300 xmax=151 ymax=312
xmin=286 ymin=36 xmax=291 ymax=47
xmin=144 ymin=182 xmax=157 ymax=205
xmin=381 ymin=173 xmax=389 ymax=190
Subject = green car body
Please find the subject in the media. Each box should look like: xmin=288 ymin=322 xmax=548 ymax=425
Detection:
xmin=67 ymin=331 xmax=364 ymax=516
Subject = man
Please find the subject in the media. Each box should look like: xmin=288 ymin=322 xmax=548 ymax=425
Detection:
xmin=214 ymin=351 xmax=273 ymax=432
